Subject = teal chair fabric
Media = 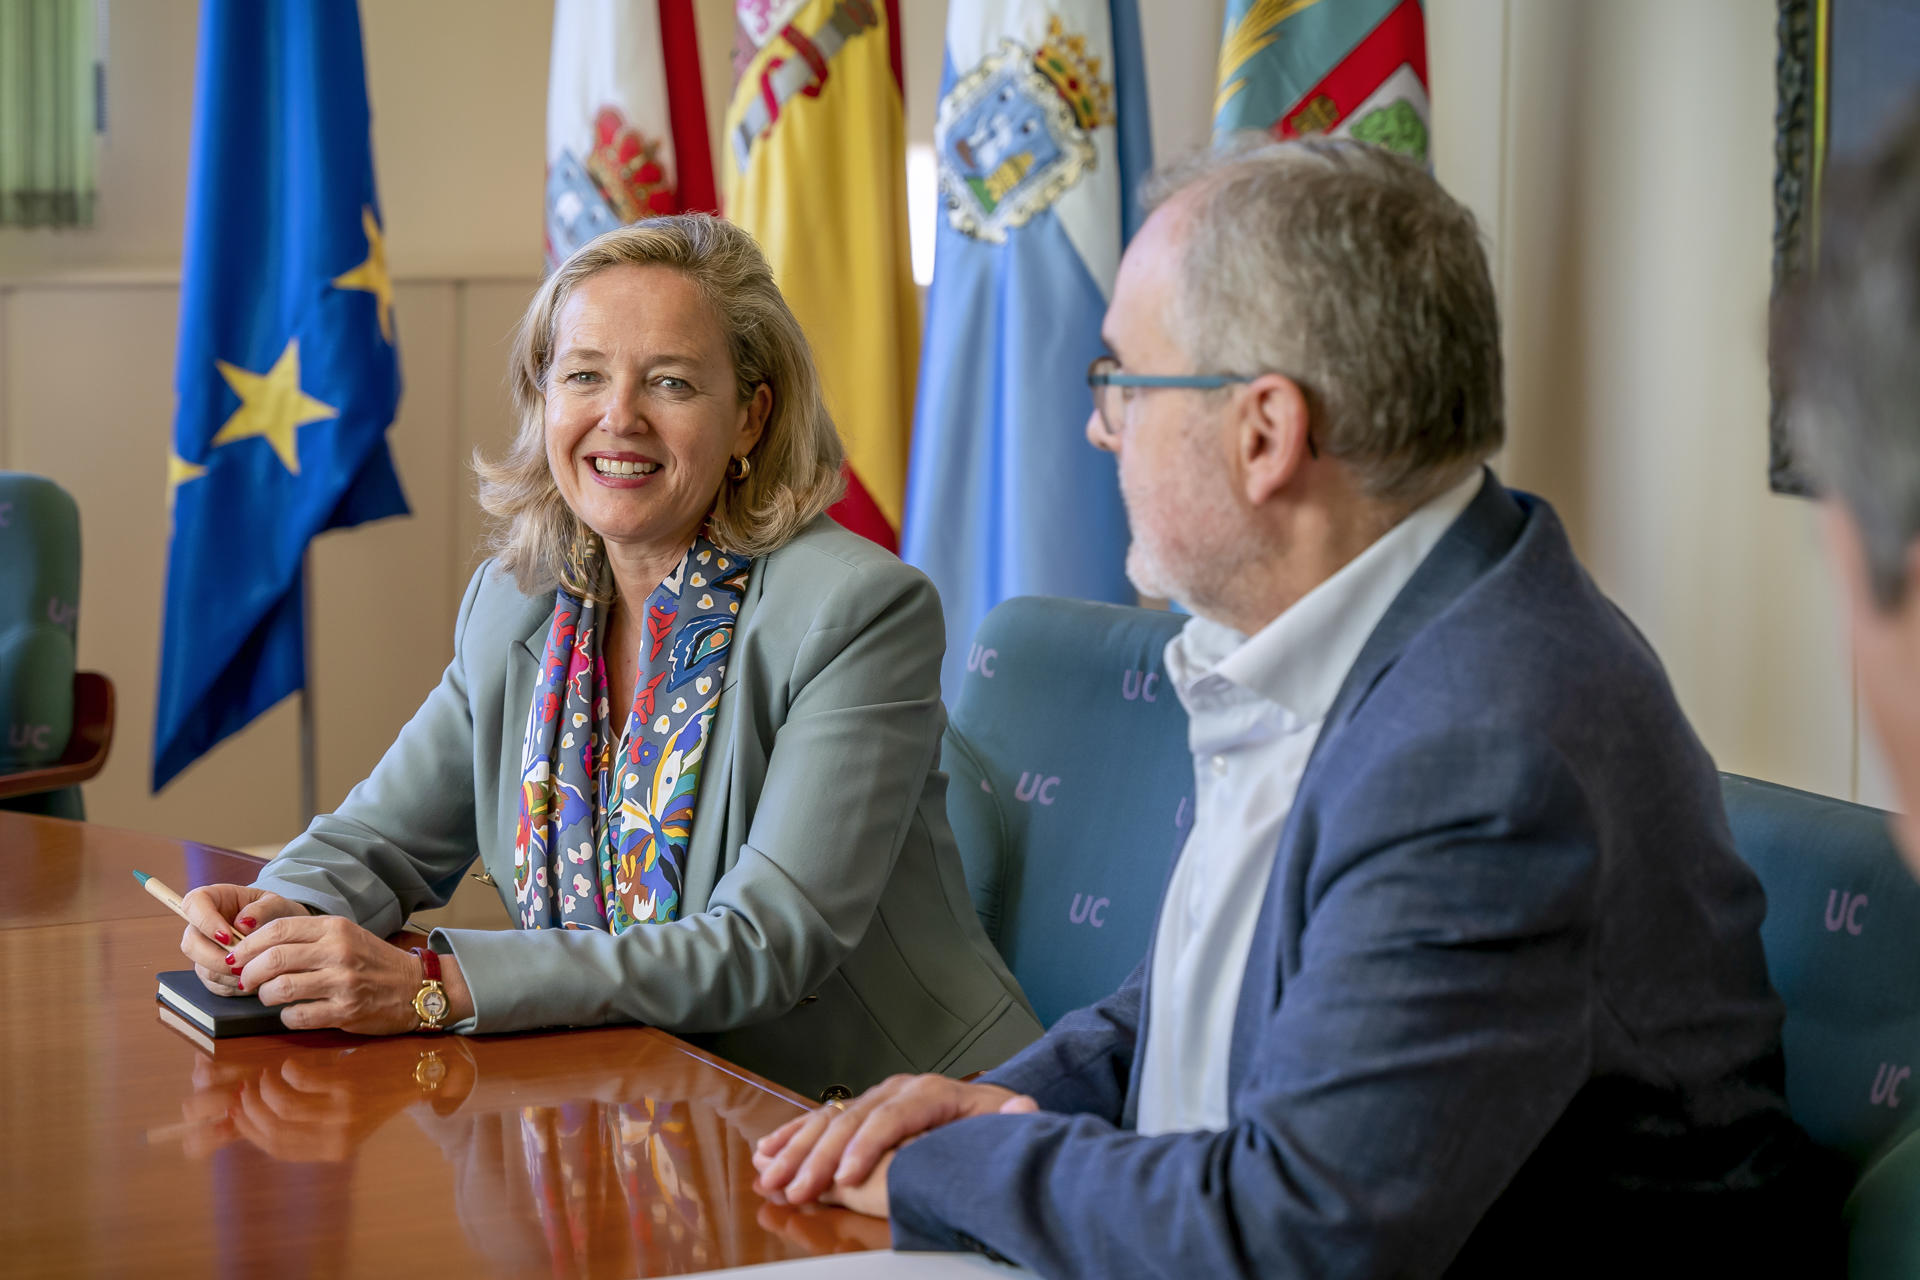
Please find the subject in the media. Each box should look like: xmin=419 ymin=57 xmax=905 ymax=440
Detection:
xmin=1718 ymin=774 xmax=1920 ymax=1274
xmin=0 ymin=473 xmax=83 ymax=819
xmin=940 ymin=596 xmax=1189 ymax=1029
xmin=1719 ymin=775 xmax=1920 ymax=1165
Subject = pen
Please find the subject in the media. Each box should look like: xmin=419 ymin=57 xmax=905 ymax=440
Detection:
xmin=132 ymin=868 xmax=192 ymax=919
xmin=131 ymin=869 xmax=240 ymax=939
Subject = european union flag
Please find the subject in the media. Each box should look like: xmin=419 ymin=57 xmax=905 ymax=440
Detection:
xmin=154 ymin=0 xmax=408 ymax=792
xmin=900 ymin=1 xmax=1151 ymax=700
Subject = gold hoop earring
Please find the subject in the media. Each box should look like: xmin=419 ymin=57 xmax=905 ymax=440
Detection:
xmin=728 ymin=454 xmax=752 ymax=482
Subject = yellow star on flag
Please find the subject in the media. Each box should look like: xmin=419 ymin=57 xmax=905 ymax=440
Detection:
xmin=210 ymin=339 xmax=338 ymax=475
xmin=331 ymin=206 xmax=395 ymax=343
xmin=166 ymin=452 xmax=207 ymax=508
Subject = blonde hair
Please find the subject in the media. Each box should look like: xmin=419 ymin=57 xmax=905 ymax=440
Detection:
xmin=476 ymin=214 xmax=845 ymax=598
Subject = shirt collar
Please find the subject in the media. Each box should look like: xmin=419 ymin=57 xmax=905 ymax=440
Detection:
xmin=1167 ymin=469 xmax=1486 ymax=722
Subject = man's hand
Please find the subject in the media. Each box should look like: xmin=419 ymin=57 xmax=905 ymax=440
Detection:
xmin=751 ymin=1073 xmax=1037 ymax=1213
xmin=226 ymin=914 xmax=471 ymax=1035
xmin=812 ymin=1148 xmax=896 ymax=1218
xmin=179 ymin=884 xmax=311 ymax=996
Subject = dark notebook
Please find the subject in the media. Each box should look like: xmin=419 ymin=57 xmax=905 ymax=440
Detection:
xmin=155 ymin=970 xmax=287 ymax=1038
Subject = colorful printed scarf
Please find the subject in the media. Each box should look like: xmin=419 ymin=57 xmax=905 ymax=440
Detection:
xmin=512 ymin=531 xmax=752 ymax=932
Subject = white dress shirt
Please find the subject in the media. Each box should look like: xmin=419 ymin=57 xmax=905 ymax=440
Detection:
xmin=1135 ymin=471 xmax=1485 ymax=1135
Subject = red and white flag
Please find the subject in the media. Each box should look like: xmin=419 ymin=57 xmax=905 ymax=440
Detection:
xmin=545 ymin=0 xmax=716 ymax=269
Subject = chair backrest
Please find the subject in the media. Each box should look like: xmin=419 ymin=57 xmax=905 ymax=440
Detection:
xmin=1718 ymin=773 xmax=1920 ymax=1169
xmin=941 ymin=596 xmax=1191 ymax=1028
xmin=0 ymin=473 xmax=80 ymax=774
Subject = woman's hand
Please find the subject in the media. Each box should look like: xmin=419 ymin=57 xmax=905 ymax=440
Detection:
xmin=227 ymin=914 xmax=473 ymax=1035
xmin=179 ymin=884 xmax=311 ymax=996
xmin=173 ymin=1040 xmax=470 ymax=1162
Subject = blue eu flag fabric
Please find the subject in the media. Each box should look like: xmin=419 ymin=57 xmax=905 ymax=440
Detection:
xmin=901 ymin=1 xmax=1151 ymax=701
xmin=154 ymin=0 xmax=408 ymax=792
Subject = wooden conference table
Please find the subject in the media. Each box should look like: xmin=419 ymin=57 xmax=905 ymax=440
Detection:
xmin=0 ymin=812 xmax=889 ymax=1277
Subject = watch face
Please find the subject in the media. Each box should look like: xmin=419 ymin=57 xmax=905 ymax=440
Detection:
xmin=418 ymin=988 xmax=450 ymax=1022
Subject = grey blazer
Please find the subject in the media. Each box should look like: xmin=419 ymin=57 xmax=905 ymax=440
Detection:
xmin=253 ymin=515 xmax=1042 ymax=1099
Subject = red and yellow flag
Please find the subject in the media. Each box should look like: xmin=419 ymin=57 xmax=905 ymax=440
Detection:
xmin=723 ymin=0 xmax=916 ymax=550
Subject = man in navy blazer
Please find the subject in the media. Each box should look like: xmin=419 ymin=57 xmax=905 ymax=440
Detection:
xmin=754 ymin=139 xmax=1835 ymax=1276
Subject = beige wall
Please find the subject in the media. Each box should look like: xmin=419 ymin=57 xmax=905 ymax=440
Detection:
xmin=1440 ymin=0 xmax=1875 ymax=808
xmin=0 ymin=0 xmax=1883 ymax=869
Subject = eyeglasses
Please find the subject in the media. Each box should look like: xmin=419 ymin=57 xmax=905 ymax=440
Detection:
xmin=1085 ymin=356 xmax=1317 ymax=457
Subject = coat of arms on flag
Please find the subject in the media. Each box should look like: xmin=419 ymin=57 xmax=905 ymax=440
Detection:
xmin=937 ymin=17 xmax=1115 ymax=243
xmin=902 ymin=0 xmax=1150 ymax=702
xmin=545 ymin=0 xmax=715 ymax=269
xmin=1214 ymin=0 xmax=1429 ymax=164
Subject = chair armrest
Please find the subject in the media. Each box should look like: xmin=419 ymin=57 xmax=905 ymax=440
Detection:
xmin=0 ymin=672 xmax=115 ymax=800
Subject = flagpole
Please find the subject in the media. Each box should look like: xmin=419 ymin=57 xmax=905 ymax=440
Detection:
xmin=298 ymin=551 xmax=318 ymax=825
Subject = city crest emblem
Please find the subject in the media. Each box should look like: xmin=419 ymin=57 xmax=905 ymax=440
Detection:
xmin=936 ymin=17 xmax=1114 ymax=243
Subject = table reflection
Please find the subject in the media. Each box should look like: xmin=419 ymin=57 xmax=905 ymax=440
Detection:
xmin=0 ymin=815 xmax=874 ymax=1277
xmin=162 ymin=1026 xmax=871 ymax=1276
xmin=178 ymin=1035 xmax=446 ymax=1161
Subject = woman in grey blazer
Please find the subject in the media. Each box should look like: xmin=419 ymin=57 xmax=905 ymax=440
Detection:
xmin=178 ymin=215 xmax=1040 ymax=1099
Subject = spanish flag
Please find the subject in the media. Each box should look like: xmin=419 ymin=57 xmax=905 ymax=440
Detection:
xmin=722 ymin=0 xmax=916 ymax=551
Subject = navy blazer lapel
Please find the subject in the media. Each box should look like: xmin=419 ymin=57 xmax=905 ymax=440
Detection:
xmin=1222 ymin=471 xmax=1529 ymax=1097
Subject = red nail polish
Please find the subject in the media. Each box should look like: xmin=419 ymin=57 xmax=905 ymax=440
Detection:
xmin=238 ymin=917 xmax=257 ymax=930
xmin=224 ymin=952 xmax=236 ymax=965
xmin=235 ymin=981 xmax=244 ymax=992
xmin=215 ymin=931 xmax=231 ymax=945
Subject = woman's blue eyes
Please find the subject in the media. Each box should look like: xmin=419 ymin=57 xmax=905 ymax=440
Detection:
xmin=561 ymin=371 xmax=691 ymax=391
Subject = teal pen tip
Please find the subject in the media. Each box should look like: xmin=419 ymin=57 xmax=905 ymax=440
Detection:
xmin=131 ymin=869 xmax=151 ymax=887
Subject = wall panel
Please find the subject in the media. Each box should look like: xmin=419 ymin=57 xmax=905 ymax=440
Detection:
xmin=454 ymin=280 xmax=540 ymax=583
xmin=4 ymin=283 xmax=304 ymax=846
xmin=1488 ymin=0 xmax=1856 ymax=800
xmin=308 ymin=282 xmax=460 ymax=817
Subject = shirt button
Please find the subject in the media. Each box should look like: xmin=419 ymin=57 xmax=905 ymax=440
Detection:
xmin=1210 ymin=755 xmax=1229 ymax=777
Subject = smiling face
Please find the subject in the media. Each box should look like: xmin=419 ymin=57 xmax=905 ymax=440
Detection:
xmin=544 ymin=264 xmax=767 ymax=580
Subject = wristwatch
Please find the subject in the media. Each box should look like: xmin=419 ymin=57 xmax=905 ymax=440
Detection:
xmin=410 ymin=945 xmax=451 ymax=1031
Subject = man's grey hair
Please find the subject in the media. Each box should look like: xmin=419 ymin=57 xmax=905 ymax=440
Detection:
xmin=1782 ymin=99 xmax=1920 ymax=610
xmin=1144 ymin=136 xmax=1504 ymax=503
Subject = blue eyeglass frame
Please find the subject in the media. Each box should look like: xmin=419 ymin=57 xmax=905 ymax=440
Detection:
xmin=1085 ymin=357 xmax=1317 ymax=456
xmin=1085 ymin=362 xmax=1256 ymax=396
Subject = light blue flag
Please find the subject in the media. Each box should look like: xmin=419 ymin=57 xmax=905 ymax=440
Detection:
xmin=155 ymin=0 xmax=408 ymax=791
xmin=901 ymin=0 xmax=1151 ymax=701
